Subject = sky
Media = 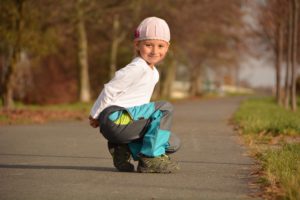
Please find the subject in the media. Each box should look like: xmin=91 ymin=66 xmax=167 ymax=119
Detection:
xmin=239 ymin=56 xmax=275 ymax=88
xmin=238 ymin=0 xmax=275 ymax=88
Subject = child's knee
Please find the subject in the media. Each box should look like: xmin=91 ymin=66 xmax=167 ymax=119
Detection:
xmin=155 ymin=101 xmax=174 ymax=113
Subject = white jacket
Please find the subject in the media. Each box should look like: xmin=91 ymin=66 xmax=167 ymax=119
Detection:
xmin=90 ymin=57 xmax=159 ymax=119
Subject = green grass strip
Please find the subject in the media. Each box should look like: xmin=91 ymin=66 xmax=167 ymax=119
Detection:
xmin=262 ymin=144 xmax=300 ymax=200
xmin=233 ymin=97 xmax=300 ymax=199
xmin=233 ymin=97 xmax=300 ymax=136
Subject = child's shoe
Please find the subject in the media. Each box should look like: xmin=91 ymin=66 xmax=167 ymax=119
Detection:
xmin=107 ymin=142 xmax=134 ymax=172
xmin=137 ymin=154 xmax=180 ymax=173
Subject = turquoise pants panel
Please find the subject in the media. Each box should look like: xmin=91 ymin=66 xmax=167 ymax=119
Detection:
xmin=99 ymin=101 xmax=177 ymax=160
xmin=126 ymin=102 xmax=172 ymax=159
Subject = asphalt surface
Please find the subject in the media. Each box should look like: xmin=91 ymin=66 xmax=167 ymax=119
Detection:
xmin=0 ymin=97 xmax=261 ymax=200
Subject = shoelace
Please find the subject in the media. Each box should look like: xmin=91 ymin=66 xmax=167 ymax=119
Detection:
xmin=159 ymin=154 xmax=171 ymax=161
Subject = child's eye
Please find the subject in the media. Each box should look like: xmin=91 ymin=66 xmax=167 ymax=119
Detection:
xmin=158 ymin=45 xmax=165 ymax=48
xmin=145 ymin=43 xmax=151 ymax=47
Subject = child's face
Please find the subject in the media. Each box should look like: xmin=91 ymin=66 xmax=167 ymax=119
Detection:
xmin=135 ymin=40 xmax=169 ymax=67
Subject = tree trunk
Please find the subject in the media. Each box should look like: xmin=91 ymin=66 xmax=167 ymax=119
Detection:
xmin=291 ymin=0 xmax=298 ymax=111
xmin=109 ymin=14 xmax=126 ymax=79
xmin=76 ymin=0 xmax=91 ymax=102
xmin=234 ymin=65 xmax=240 ymax=89
xmin=109 ymin=14 xmax=119 ymax=79
xmin=109 ymin=1 xmax=142 ymax=78
xmin=284 ymin=1 xmax=293 ymax=109
xmin=1 ymin=0 xmax=24 ymax=109
xmin=189 ymin=66 xmax=202 ymax=96
xmin=161 ymin=51 xmax=177 ymax=98
xmin=275 ymin=21 xmax=284 ymax=105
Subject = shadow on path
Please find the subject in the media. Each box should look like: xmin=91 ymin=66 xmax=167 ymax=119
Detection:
xmin=0 ymin=163 xmax=114 ymax=172
xmin=0 ymin=153 xmax=110 ymax=160
xmin=0 ymin=153 xmax=115 ymax=172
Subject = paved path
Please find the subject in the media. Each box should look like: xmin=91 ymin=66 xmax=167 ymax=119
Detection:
xmin=0 ymin=97 xmax=260 ymax=200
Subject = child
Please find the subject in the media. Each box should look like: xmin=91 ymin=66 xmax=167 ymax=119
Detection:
xmin=89 ymin=17 xmax=180 ymax=173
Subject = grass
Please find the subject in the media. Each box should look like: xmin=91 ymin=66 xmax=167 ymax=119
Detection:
xmin=0 ymin=114 xmax=9 ymax=123
xmin=262 ymin=144 xmax=300 ymax=200
xmin=234 ymin=98 xmax=300 ymax=137
xmin=233 ymin=97 xmax=300 ymax=200
xmin=0 ymin=102 xmax=93 ymax=125
xmin=14 ymin=101 xmax=93 ymax=112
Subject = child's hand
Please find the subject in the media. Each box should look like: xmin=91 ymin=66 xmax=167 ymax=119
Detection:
xmin=89 ymin=115 xmax=99 ymax=128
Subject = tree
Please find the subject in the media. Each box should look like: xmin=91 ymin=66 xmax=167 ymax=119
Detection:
xmin=108 ymin=0 xmax=142 ymax=78
xmin=0 ymin=0 xmax=265 ymax=105
xmin=1 ymin=0 xmax=60 ymax=105
xmin=290 ymin=0 xmax=298 ymax=111
xmin=76 ymin=0 xmax=91 ymax=102
xmin=284 ymin=0 xmax=293 ymax=109
xmin=257 ymin=0 xmax=299 ymax=110
xmin=275 ymin=19 xmax=284 ymax=105
xmin=160 ymin=50 xmax=177 ymax=98
xmin=109 ymin=13 xmax=126 ymax=79
xmin=256 ymin=0 xmax=300 ymax=108
xmin=0 ymin=0 xmax=24 ymax=109
xmin=170 ymin=0 xmax=244 ymax=96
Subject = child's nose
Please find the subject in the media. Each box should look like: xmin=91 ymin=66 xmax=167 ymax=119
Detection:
xmin=151 ymin=46 xmax=158 ymax=54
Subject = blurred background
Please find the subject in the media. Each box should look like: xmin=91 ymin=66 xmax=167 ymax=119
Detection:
xmin=0 ymin=0 xmax=299 ymax=108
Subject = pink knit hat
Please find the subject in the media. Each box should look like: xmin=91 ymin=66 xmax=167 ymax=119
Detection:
xmin=134 ymin=17 xmax=170 ymax=43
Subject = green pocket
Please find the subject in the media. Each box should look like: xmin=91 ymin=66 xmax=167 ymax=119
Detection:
xmin=109 ymin=111 xmax=133 ymax=125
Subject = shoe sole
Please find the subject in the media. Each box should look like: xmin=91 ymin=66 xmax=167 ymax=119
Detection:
xmin=137 ymin=166 xmax=179 ymax=173
xmin=116 ymin=167 xmax=134 ymax=172
xmin=115 ymin=163 xmax=135 ymax=172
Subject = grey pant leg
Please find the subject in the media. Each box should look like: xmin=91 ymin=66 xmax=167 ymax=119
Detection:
xmin=99 ymin=106 xmax=149 ymax=144
xmin=154 ymin=101 xmax=173 ymax=130
xmin=167 ymin=132 xmax=181 ymax=153
xmin=154 ymin=101 xmax=181 ymax=153
xmin=100 ymin=103 xmax=181 ymax=153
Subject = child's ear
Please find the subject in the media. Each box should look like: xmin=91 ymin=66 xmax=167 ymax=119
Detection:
xmin=165 ymin=42 xmax=170 ymax=52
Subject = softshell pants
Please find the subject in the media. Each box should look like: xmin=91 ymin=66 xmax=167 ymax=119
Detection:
xmin=98 ymin=101 xmax=181 ymax=160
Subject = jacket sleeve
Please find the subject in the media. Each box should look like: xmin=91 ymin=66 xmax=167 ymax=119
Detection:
xmin=90 ymin=64 xmax=145 ymax=119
